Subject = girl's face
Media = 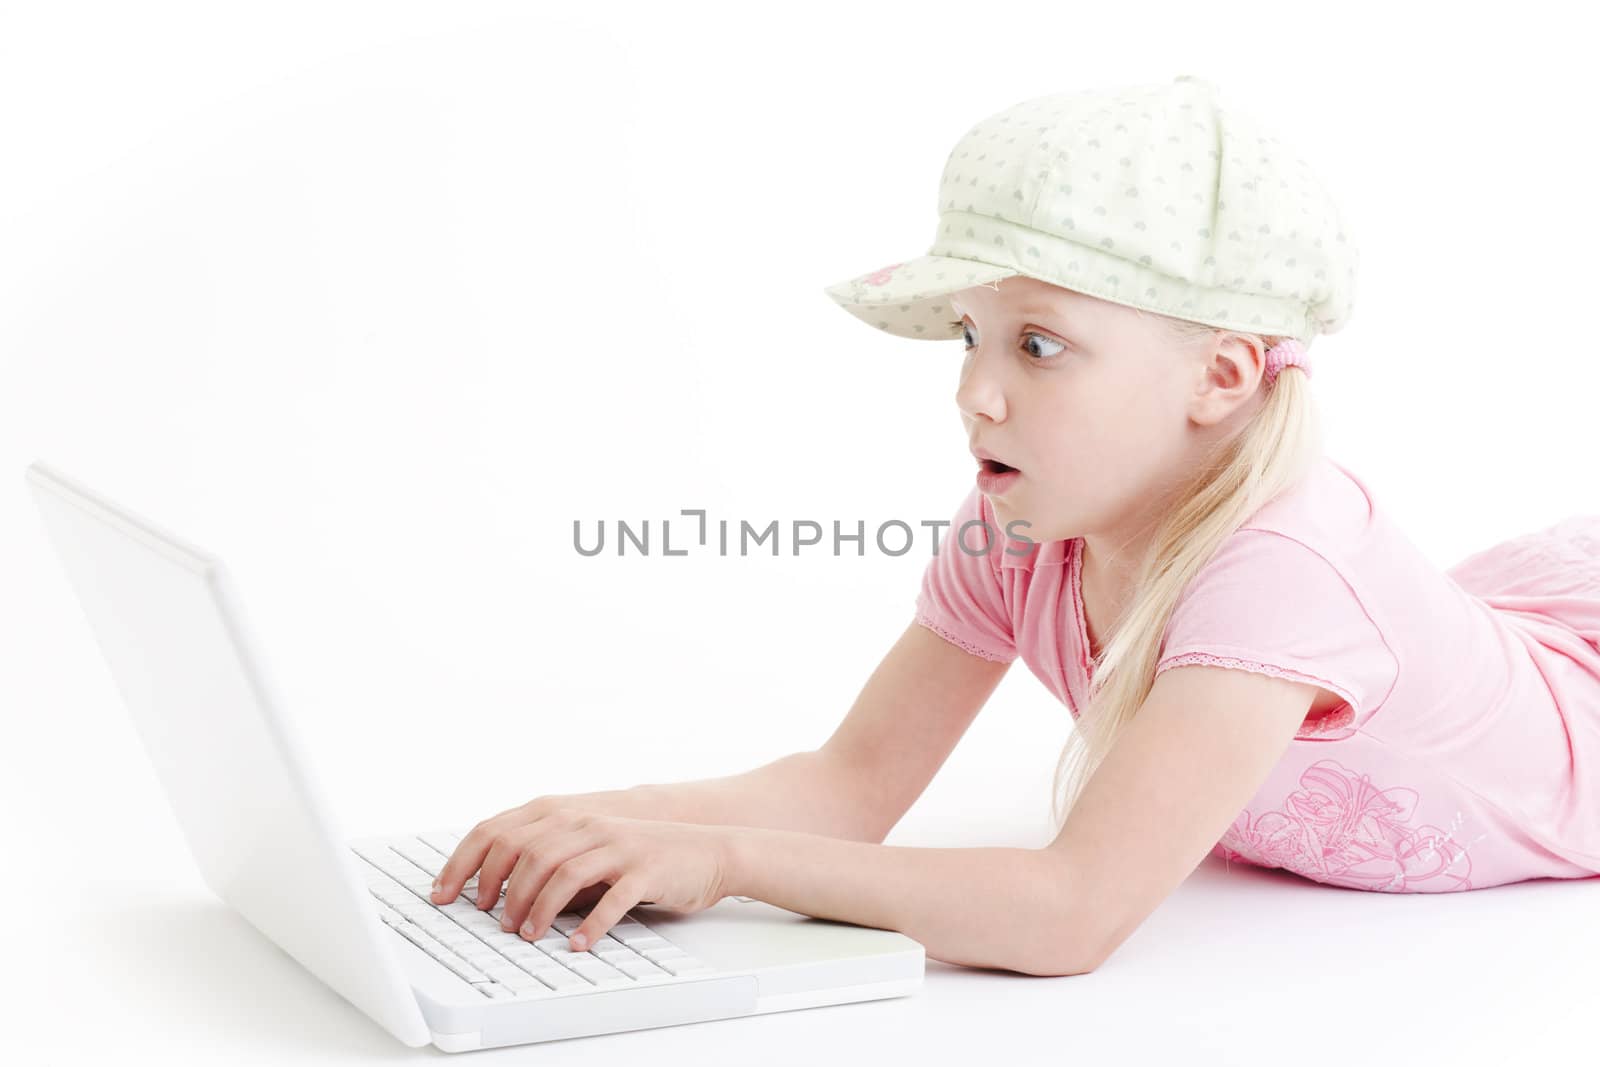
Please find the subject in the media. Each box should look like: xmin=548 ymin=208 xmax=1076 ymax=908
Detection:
xmin=950 ymin=275 xmax=1263 ymax=552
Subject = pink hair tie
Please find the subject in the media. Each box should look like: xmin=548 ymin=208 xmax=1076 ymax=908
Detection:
xmin=1263 ymin=338 xmax=1311 ymax=385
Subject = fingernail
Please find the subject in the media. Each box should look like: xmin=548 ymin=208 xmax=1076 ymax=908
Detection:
xmin=521 ymin=922 xmax=537 ymax=938
xmin=431 ymin=879 xmax=441 ymax=896
xmin=570 ymin=932 xmax=587 ymax=951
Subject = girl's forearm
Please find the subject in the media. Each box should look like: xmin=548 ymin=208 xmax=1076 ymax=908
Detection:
xmin=722 ymin=827 xmax=1097 ymax=977
xmin=632 ymin=751 xmax=888 ymax=842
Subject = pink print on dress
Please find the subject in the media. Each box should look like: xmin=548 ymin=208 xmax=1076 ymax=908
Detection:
xmin=1213 ymin=759 xmax=1476 ymax=892
xmin=861 ymin=262 xmax=906 ymax=286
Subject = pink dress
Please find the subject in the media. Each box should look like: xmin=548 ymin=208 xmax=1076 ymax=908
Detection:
xmin=915 ymin=455 xmax=1600 ymax=892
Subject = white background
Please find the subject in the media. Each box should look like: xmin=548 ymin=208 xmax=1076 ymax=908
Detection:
xmin=4 ymin=1 xmax=1598 ymax=1063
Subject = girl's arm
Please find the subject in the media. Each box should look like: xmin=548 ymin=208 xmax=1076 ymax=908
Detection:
xmin=723 ymin=663 xmax=1315 ymax=976
xmin=635 ymin=618 xmax=1009 ymax=842
xmin=1045 ymin=664 xmax=1315 ymax=967
xmin=812 ymin=619 xmax=1012 ymax=843
xmin=437 ymin=620 xmax=1013 ymax=908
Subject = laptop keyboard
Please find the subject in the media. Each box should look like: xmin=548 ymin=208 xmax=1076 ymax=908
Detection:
xmin=351 ymin=831 xmax=716 ymax=1000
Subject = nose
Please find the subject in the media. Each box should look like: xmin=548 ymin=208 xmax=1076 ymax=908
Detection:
xmin=955 ymin=344 xmax=1007 ymax=424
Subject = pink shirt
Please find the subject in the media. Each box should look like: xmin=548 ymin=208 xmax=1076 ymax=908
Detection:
xmin=916 ymin=455 xmax=1600 ymax=892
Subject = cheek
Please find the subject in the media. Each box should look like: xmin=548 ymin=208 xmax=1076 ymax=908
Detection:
xmin=1038 ymin=410 xmax=1118 ymax=476
xmin=1075 ymin=396 xmax=1170 ymax=460
xmin=1032 ymin=413 xmax=1154 ymax=506
xmin=1023 ymin=390 xmax=1158 ymax=491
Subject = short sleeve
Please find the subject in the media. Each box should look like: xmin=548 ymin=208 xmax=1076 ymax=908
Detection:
xmin=1155 ymin=529 xmax=1399 ymax=737
xmin=914 ymin=487 xmax=1018 ymax=663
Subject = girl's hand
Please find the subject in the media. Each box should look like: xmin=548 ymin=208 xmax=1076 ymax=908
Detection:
xmin=432 ymin=788 xmax=663 ymax=911
xmin=431 ymin=809 xmax=734 ymax=952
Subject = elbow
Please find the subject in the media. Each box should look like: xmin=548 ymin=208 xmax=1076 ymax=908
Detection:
xmin=1032 ymin=915 xmax=1124 ymax=976
xmin=1012 ymin=926 xmax=1110 ymax=977
xmin=1024 ymin=945 xmax=1104 ymax=978
xmin=1046 ymin=917 xmax=1137 ymax=976
xmin=1022 ymin=851 xmax=1113 ymax=977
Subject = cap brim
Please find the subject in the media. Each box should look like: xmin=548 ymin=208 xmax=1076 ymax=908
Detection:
xmin=822 ymin=255 xmax=1018 ymax=340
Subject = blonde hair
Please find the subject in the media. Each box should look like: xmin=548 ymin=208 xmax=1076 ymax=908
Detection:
xmin=1047 ymin=310 xmax=1325 ymax=832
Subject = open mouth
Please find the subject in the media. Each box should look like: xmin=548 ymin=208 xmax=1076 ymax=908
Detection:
xmin=980 ymin=458 xmax=1019 ymax=474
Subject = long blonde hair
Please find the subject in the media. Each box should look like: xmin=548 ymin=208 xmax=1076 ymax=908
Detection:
xmin=1048 ymin=312 xmax=1325 ymax=832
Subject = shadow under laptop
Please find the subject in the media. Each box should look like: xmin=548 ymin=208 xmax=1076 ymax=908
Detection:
xmin=91 ymin=891 xmax=406 ymax=1059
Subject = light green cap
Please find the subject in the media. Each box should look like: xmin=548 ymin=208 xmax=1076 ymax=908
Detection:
xmin=823 ymin=75 xmax=1357 ymax=348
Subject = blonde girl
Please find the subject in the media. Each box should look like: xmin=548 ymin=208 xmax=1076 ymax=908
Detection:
xmin=432 ymin=75 xmax=1600 ymax=975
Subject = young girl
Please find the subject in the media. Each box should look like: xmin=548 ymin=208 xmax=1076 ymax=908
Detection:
xmin=431 ymin=75 xmax=1600 ymax=976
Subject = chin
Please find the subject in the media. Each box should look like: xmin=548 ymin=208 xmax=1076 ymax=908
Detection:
xmin=988 ymin=499 xmax=1033 ymax=538
xmin=993 ymin=502 xmax=1066 ymax=546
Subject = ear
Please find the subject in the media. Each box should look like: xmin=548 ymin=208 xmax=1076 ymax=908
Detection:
xmin=1189 ymin=331 xmax=1266 ymax=427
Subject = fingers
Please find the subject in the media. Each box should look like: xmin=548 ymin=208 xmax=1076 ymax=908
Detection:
xmin=433 ymin=809 xmax=536 ymax=905
xmin=432 ymin=824 xmax=500 ymax=904
xmin=507 ymin=879 xmax=609 ymax=930
xmin=568 ymin=877 xmax=642 ymax=954
xmin=500 ymin=831 xmax=597 ymax=931
xmin=568 ymin=881 xmax=613 ymax=912
xmin=499 ymin=836 xmax=559 ymax=931
xmin=517 ymin=851 xmax=620 ymax=948
xmin=472 ymin=834 xmax=532 ymax=909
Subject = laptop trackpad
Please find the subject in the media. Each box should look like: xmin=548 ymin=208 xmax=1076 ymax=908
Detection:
xmin=626 ymin=898 xmax=923 ymax=992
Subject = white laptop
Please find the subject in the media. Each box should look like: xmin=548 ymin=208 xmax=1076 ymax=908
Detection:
xmin=24 ymin=460 xmax=925 ymax=1052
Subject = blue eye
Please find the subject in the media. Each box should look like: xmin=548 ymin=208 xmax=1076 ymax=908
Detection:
xmin=950 ymin=319 xmax=1067 ymax=362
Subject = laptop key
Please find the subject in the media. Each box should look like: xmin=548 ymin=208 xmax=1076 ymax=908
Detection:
xmin=655 ymin=955 xmax=714 ymax=977
xmin=503 ymin=976 xmax=555 ymax=997
xmin=391 ymin=898 xmax=434 ymax=922
xmin=536 ymin=969 xmax=589 ymax=991
xmin=605 ymin=920 xmax=657 ymax=945
xmin=549 ymin=913 xmax=586 ymax=934
xmin=419 ymin=831 xmax=462 ymax=857
xmin=525 ymin=965 xmax=574 ymax=985
xmin=442 ymin=908 xmax=496 ymax=932
xmin=473 ymin=982 xmax=513 ymax=999
xmin=569 ymin=957 xmax=625 ymax=982
xmin=612 ymin=956 xmax=668 ymax=980
xmin=391 ymin=839 xmax=445 ymax=876
xmin=390 ymin=922 xmax=488 ymax=982
xmin=637 ymin=945 xmax=689 ymax=964
xmin=485 ymin=963 xmax=531 ymax=984
xmin=619 ymin=935 xmax=672 ymax=955
xmin=509 ymin=956 xmax=563 ymax=976
xmin=353 ymin=847 xmax=434 ymax=889
xmin=481 ymin=931 xmax=529 ymax=953
xmin=454 ymin=910 xmax=503 ymax=932
xmin=368 ymin=885 xmax=411 ymax=910
xmin=372 ymin=901 xmax=406 ymax=925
